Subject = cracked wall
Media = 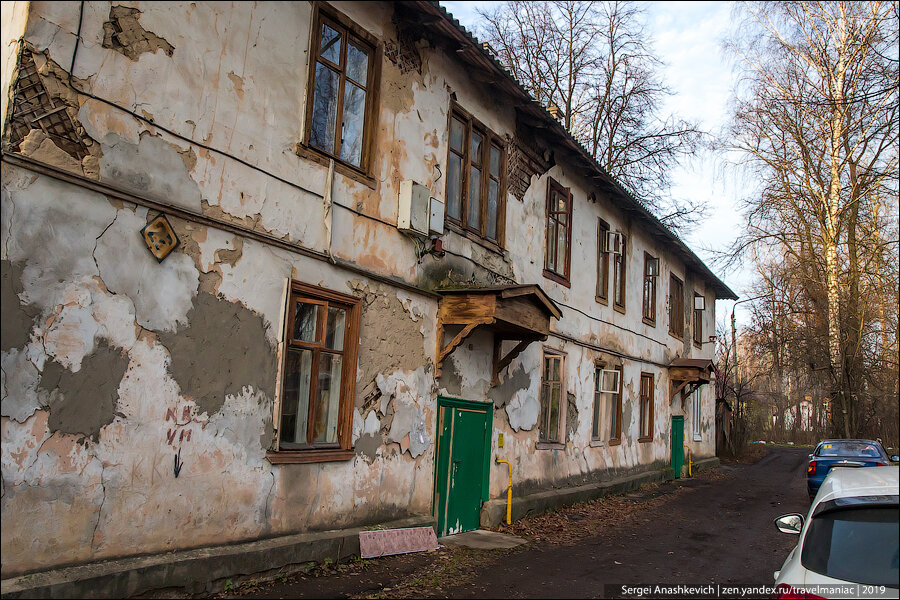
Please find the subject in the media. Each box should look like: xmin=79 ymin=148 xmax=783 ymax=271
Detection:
xmin=2 ymin=0 xmax=720 ymax=577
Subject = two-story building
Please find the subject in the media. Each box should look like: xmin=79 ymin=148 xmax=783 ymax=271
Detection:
xmin=1 ymin=1 xmax=735 ymax=595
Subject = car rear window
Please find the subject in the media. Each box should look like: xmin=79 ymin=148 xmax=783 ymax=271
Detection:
xmin=816 ymin=442 xmax=881 ymax=458
xmin=801 ymin=506 xmax=899 ymax=586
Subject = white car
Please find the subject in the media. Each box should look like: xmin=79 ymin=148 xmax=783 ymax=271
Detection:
xmin=773 ymin=466 xmax=899 ymax=599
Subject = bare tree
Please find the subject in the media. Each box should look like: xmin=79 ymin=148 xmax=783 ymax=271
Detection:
xmin=725 ymin=1 xmax=899 ymax=438
xmin=476 ymin=0 xmax=705 ymax=232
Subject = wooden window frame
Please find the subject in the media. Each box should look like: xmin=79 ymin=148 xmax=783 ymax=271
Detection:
xmin=444 ymin=102 xmax=507 ymax=248
xmin=543 ymin=178 xmax=573 ymax=287
xmin=596 ymin=219 xmax=610 ymax=304
xmin=669 ymin=274 xmax=685 ymax=339
xmin=537 ymin=348 xmax=566 ymax=447
xmin=613 ymin=233 xmax=627 ymax=313
xmin=692 ymin=386 xmax=702 ymax=441
xmin=638 ymin=372 xmax=654 ymax=442
xmin=267 ymin=281 xmax=361 ymax=464
xmin=301 ymin=3 xmax=382 ymax=182
xmin=692 ymin=292 xmax=703 ymax=348
xmin=642 ymin=252 xmax=657 ymax=325
xmin=592 ymin=363 xmax=623 ymax=445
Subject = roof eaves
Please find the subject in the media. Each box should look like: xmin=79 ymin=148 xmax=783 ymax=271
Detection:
xmin=415 ymin=1 xmax=738 ymax=301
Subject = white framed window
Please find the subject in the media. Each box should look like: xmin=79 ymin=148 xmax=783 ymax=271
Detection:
xmin=692 ymin=387 xmax=702 ymax=441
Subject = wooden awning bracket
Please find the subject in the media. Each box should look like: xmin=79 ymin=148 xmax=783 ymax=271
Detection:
xmin=491 ymin=334 xmax=545 ymax=386
xmin=435 ymin=317 xmax=494 ymax=376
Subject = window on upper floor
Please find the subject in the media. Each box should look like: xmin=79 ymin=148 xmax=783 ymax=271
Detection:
xmin=596 ymin=219 xmax=610 ymax=304
xmin=270 ymin=281 xmax=361 ymax=464
xmin=539 ymin=349 xmax=565 ymax=445
xmin=693 ymin=292 xmax=704 ymax=348
xmin=613 ymin=233 xmax=627 ymax=312
xmin=642 ymin=252 xmax=658 ymax=325
xmin=305 ymin=6 xmax=377 ymax=173
xmin=446 ymin=103 xmax=506 ymax=246
xmin=639 ymin=372 xmax=654 ymax=442
xmin=544 ymin=178 xmax=572 ymax=286
xmin=669 ymin=274 xmax=684 ymax=338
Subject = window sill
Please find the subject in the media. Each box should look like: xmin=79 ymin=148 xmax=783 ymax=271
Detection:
xmin=595 ymin=295 xmax=608 ymax=306
xmin=693 ymin=341 xmax=702 ymax=350
xmin=608 ymin=438 xmax=622 ymax=446
xmin=693 ymin=435 xmax=702 ymax=442
xmin=642 ymin=317 xmax=656 ymax=327
xmin=294 ymin=143 xmax=376 ymax=189
xmin=668 ymin=330 xmax=685 ymax=343
xmin=543 ymin=269 xmax=571 ymax=288
xmin=613 ymin=303 xmax=626 ymax=315
xmin=536 ymin=441 xmax=565 ymax=451
xmin=638 ymin=436 xmax=653 ymax=443
xmin=444 ymin=222 xmax=505 ymax=256
xmin=266 ymin=449 xmax=355 ymax=464
xmin=589 ymin=439 xmax=606 ymax=448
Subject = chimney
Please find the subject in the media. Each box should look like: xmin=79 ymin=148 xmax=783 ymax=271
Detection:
xmin=547 ymin=103 xmax=565 ymax=122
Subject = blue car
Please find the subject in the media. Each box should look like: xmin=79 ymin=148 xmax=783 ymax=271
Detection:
xmin=807 ymin=439 xmax=898 ymax=500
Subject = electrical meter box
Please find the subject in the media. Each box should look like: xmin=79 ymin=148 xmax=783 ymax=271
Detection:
xmin=398 ymin=180 xmax=430 ymax=237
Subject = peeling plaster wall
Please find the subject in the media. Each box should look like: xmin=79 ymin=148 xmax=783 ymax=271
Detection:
xmin=2 ymin=0 xmax=722 ymax=576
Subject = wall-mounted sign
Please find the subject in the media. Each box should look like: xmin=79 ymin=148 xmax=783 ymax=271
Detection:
xmin=141 ymin=213 xmax=179 ymax=262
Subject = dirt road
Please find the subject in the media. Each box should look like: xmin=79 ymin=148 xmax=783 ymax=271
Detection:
xmin=226 ymin=446 xmax=810 ymax=599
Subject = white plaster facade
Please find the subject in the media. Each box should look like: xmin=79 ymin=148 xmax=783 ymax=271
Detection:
xmin=0 ymin=1 xmax=733 ymax=577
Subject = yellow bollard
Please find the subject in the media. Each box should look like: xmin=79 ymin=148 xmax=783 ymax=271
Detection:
xmin=683 ymin=445 xmax=692 ymax=477
xmin=496 ymin=459 xmax=512 ymax=525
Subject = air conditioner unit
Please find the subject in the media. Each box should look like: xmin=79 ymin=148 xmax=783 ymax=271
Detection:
xmin=694 ymin=295 xmax=706 ymax=311
xmin=646 ymin=256 xmax=660 ymax=277
xmin=599 ymin=369 xmax=620 ymax=394
xmin=398 ymin=180 xmax=430 ymax=237
xmin=603 ymin=231 xmax=623 ymax=255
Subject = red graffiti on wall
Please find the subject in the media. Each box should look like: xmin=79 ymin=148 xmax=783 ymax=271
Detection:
xmin=165 ymin=405 xmax=193 ymax=446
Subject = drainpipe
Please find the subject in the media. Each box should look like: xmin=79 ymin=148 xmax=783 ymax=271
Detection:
xmin=495 ymin=459 xmax=512 ymax=525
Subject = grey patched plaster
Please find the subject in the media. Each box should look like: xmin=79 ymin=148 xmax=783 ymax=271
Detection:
xmin=1 ymin=261 xmax=37 ymax=352
xmin=487 ymin=363 xmax=529 ymax=409
xmin=39 ymin=340 xmax=129 ymax=441
xmin=157 ymin=292 xmax=276 ymax=417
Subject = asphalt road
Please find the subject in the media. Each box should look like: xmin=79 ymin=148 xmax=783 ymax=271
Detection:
xmin=227 ymin=446 xmax=811 ymax=599
xmin=445 ymin=446 xmax=811 ymax=598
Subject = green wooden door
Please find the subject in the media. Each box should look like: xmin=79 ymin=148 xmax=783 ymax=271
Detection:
xmin=434 ymin=397 xmax=492 ymax=537
xmin=672 ymin=415 xmax=685 ymax=478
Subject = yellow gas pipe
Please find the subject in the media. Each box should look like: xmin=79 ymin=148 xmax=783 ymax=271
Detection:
xmin=683 ymin=445 xmax=692 ymax=477
xmin=495 ymin=459 xmax=512 ymax=525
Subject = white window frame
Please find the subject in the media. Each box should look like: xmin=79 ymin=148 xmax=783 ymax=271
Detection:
xmin=692 ymin=387 xmax=702 ymax=441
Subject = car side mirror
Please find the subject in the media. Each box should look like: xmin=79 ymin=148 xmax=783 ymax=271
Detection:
xmin=890 ymin=455 xmax=899 ymax=463
xmin=774 ymin=513 xmax=804 ymax=535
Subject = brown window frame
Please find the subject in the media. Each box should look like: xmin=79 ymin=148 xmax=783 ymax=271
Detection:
xmin=638 ymin=372 xmax=654 ymax=442
xmin=596 ymin=219 xmax=610 ymax=304
xmin=613 ymin=233 xmax=627 ymax=313
xmin=543 ymin=178 xmax=573 ymax=287
xmin=268 ymin=281 xmax=361 ymax=464
xmin=538 ymin=348 xmax=566 ymax=446
xmin=444 ymin=102 xmax=507 ymax=248
xmin=302 ymin=4 xmax=381 ymax=181
xmin=592 ymin=363 xmax=623 ymax=444
xmin=642 ymin=252 xmax=657 ymax=325
xmin=692 ymin=292 xmax=703 ymax=348
xmin=669 ymin=274 xmax=685 ymax=339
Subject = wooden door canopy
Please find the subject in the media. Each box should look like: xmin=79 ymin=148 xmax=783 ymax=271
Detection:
xmin=435 ymin=285 xmax=562 ymax=381
xmin=668 ymin=358 xmax=714 ymax=404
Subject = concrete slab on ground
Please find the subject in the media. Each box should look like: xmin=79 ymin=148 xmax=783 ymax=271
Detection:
xmin=439 ymin=529 xmax=527 ymax=550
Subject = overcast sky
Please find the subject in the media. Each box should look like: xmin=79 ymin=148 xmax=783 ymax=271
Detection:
xmin=441 ymin=0 xmax=752 ymax=327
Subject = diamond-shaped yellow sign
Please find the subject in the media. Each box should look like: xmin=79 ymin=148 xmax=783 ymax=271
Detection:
xmin=141 ymin=213 xmax=179 ymax=262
